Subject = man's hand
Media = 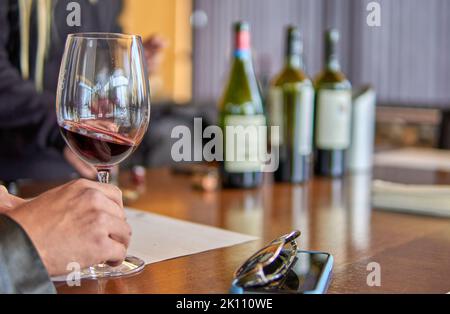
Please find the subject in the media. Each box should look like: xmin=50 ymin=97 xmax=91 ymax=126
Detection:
xmin=6 ymin=179 xmax=130 ymax=276
xmin=0 ymin=185 xmax=25 ymax=213
xmin=64 ymin=147 xmax=97 ymax=179
xmin=143 ymin=35 xmax=166 ymax=76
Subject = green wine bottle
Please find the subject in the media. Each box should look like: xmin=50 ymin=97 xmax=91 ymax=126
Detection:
xmin=219 ymin=22 xmax=266 ymax=188
xmin=313 ymin=29 xmax=352 ymax=177
xmin=269 ymin=26 xmax=314 ymax=183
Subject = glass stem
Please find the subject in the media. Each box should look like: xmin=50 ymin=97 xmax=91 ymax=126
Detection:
xmin=92 ymin=169 xmax=111 ymax=273
xmin=97 ymin=169 xmax=110 ymax=184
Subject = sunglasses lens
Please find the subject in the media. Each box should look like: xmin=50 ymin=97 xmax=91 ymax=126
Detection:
xmin=234 ymin=230 xmax=301 ymax=288
xmin=235 ymin=241 xmax=282 ymax=278
xmin=262 ymin=249 xmax=290 ymax=274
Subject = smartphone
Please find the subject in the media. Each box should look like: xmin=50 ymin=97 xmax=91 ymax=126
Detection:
xmin=230 ymin=250 xmax=333 ymax=294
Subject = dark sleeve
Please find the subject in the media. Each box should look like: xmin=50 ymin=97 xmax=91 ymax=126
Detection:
xmin=0 ymin=214 xmax=55 ymax=294
xmin=111 ymin=0 xmax=123 ymax=33
xmin=0 ymin=2 xmax=65 ymax=152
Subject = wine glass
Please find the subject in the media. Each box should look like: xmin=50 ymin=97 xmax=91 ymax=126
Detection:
xmin=56 ymin=33 xmax=150 ymax=279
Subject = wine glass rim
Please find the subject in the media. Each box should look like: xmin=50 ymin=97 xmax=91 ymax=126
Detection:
xmin=68 ymin=32 xmax=142 ymax=40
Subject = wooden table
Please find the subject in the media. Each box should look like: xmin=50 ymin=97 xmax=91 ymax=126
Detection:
xmin=18 ymin=167 xmax=450 ymax=294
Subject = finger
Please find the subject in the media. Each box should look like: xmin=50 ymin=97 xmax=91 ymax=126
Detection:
xmin=75 ymin=161 xmax=97 ymax=179
xmin=0 ymin=185 xmax=25 ymax=210
xmin=102 ymin=239 xmax=127 ymax=267
xmin=144 ymin=35 xmax=167 ymax=49
xmin=76 ymin=179 xmax=124 ymax=210
xmin=106 ymin=215 xmax=131 ymax=247
xmin=0 ymin=185 xmax=7 ymax=193
xmin=91 ymin=195 xmax=125 ymax=220
xmin=6 ymin=194 xmax=26 ymax=208
xmin=0 ymin=185 xmax=11 ymax=205
xmin=90 ymin=183 xmax=124 ymax=210
xmin=148 ymin=35 xmax=165 ymax=44
xmin=0 ymin=185 xmax=12 ymax=212
xmin=152 ymin=37 xmax=167 ymax=49
xmin=64 ymin=148 xmax=97 ymax=179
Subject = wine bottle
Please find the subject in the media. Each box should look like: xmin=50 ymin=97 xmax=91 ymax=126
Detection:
xmin=269 ymin=26 xmax=314 ymax=183
xmin=313 ymin=29 xmax=352 ymax=177
xmin=219 ymin=22 xmax=266 ymax=188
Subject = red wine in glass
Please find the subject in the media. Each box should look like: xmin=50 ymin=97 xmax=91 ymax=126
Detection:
xmin=56 ymin=33 xmax=150 ymax=280
xmin=60 ymin=120 xmax=136 ymax=168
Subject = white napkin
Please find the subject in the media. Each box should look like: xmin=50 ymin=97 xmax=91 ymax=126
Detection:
xmin=125 ymin=208 xmax=258 ymax=264
xmin=374 ymin=148 xmax=450 ymax=172
xmin=372 ymin=180 xmax=450 ymax=218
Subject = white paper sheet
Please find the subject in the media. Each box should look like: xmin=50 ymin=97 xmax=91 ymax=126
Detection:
xmin=374 ymin=148 xmax=450 ymax=171
xmin=125 ymin=208 xmax=258 ymax=264
xmin=372 ymin=180 xmax=450 ymax=218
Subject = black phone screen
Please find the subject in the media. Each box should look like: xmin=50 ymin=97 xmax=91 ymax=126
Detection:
xmin=245 ymin=251 xmax=333 ymax=294
xmin=286 ymin=251 xmax=332 ymax=293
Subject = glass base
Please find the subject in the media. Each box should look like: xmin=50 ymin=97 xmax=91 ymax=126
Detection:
xmin=51 ymin=255 xmax=145 ymax=282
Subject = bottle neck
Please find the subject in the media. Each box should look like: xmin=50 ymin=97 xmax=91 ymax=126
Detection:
xmin=284 ymin=30 xmax=303 ymax=70
xmin=230 ymin=27 xmax=260 ymax=101
xmin=326 ymin=55 xmax=340 ymax=72
xmin=234 ymin=29 xmax=251 ymax=60
xmin=325 ymin=42 xmax=341 ymax=72
xmin=285 ymin=54 xmax=303 ymax=70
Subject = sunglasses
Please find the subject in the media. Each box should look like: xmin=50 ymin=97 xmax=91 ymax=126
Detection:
xmin=233 ymin=230 xmax=301 ymax=289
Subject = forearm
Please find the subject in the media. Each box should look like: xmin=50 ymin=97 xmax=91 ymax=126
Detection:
xmin=0 ymin=63 xmax=64 ymax=151
xmin=0 ymin=214 xmax=55 ymax=294
xmin=0 ymin=1 xmax=64 ymax=152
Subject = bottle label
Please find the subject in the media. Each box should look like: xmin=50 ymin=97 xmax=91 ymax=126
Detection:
xmin=268 ymin=88 xmax=284 ymax=146
xmin=316 ymin=89 xmax=352 ymax=150
xmin=346 ymin=89 xmax=376 ymax=171
xmin=297 ymin=86 xmax=314 ymax=155
xmin=268 ymin=84 xmax=314 ymax=155
xmin=224 ymin=114 xmax=267 ymax=173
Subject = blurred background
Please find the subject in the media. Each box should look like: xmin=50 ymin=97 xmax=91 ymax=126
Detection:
xmin=1 ymin=0 xmax=449 ymax=182
xmin=134 ymin=0 xmax=449 ymax=104
xmin=125 ymin=0 xmax=450 ymax=155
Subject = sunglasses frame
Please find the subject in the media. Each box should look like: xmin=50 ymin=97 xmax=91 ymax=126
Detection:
xmin=233 ymin=230 xmax=301 ymax=288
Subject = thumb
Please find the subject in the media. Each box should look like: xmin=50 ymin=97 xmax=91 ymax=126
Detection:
xmin=0 ymin=185 xmax=25 ymax=212
xmin=64 ymin=147 xmax=97 ymax=179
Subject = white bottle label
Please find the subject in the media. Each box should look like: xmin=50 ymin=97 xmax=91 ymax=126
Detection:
xmin=297 ymin=86 xmax=314 ymax=155
xmin=268 ymin=88 xmax=284 ymax=146
xmin=224 ymin=115 xmax=267 ymax=173
xmin=346 ymin=89 xmax=376 ymax=172
xmin=316 ymin=89 xmax=352 ymax=150
xmin=268 ymin=84 xmax=314 ymax=155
